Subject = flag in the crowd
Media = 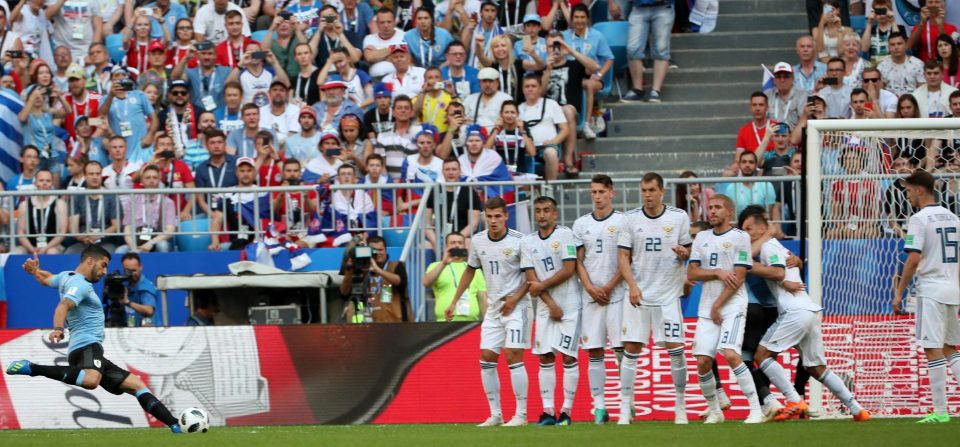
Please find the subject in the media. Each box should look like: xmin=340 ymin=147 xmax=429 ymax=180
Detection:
xmin=761 ymin=64 xmax=775 ymax=91
xmin=240 ymin=222 xmax=312 ymax=271
xmin=239 ymin=193 xmax=273 ymax=227
xmin=0 ymin=88 xmax=24 ymax=185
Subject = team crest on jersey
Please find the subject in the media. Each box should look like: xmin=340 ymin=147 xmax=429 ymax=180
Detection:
xmin=550 ymin=241 xmax=561 ymax=252
xmin=722 ymin=242 xmax=733 ymax=251
xmin=502 ymin=248 xmax=513 ymax=257
xmin=607 ymin=226 xmax=617 ymax=235
xmin=663 ymin=226 xmax=674 ymax=235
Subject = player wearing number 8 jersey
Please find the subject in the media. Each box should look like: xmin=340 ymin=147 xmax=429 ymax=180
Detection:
xmin=452 ymin=197 xmax=531 ymax=427
xmin=616 ymin=172 xmax=692 ymax=425
xmin=572 ymin=174 xmax=625 ymax=424
xmin=687 ymin=194 xmax=764 ymax=424
xmin=893 ymin=170 xmax=960 ymax=424
xmin=521 ymin=196 xmax=582 ymax=426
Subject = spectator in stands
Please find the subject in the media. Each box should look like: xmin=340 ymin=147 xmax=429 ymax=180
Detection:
xmin=840 ymin=33 xmax=866 ymax=88
xmin=101 ymin=137 xmax=142 ymax=198
xmin=464 ymin=67 xmax=512 ymax=133
xmin=543 ymin=31 xmax=598 ymax=158
xmin=884 ymin=154 xmax=917 ymax=238
xmin=414 ymin=67 xmax=454 ymax=132
xmin=147 ymin=134 xmax=196 ymax=220
xmin=937 ymin=149 xmax=960 ymax=215
xmin=424 ymin=231 xmax=486 ymax=322
xmin=66 ymin=161 xmax=119 ymax=254
xmin=183 ymin=111 xmax=217 ymax=169
xmin=194 ymin=129 xmax=239 ymax=215
xmin=794 ymin=35 xmax=827 ymax=93
xmin=167 ymin=18 xmax=197 ymax=68
xmin=314 ymin=80 xmax=365 ymax=131
xmin=100 ymin=67 xmax=158 ymax=161
xmin=303 ymin=130 xmax=344 ymax=184
xmin=285 ymin=106 xmax=321 ymax=162
xmin=193 ymin=0 xmax=251 ymax=44
xmin=478 ymin=35 xmax=523 ymax=100
xmin=174 ymin=41 xmax=233 ymax=115
xmin=19 ymin=81 xmax=68 ymax=185
xmin=259 ymin=81 xmax=301 ymax=141
xmin=755 ymin=122 xmax=795 ymax=173
xmin=340 ymin=114 xmax=372 ymax=171
xmin=435 ymin=0 xmax=477 ymax=39
xmin=215 ymin=10 xmax=259 ymax=69
xmin=877 ymin=32 xmax=925 ymax=96
xmin=436 ymin=101 xmax=468 ymax=159
xmin=361 ymin=153 xmax=395 ymax=214
xmin=405 ymin=7 xmax=454 ymax=67
xmin=6 ymin=146 xmax=40 ymax=193
xmin=734 ymin=91 xmax=775 ymax=170
xmin=64 ymin=64 xmax=99 ymax=141
xmin=47 ymin=0 xmax=103 ymax=61
xmin=322 ymin=164 xmax=377 ymax=246
xmin=15 ymin=170 xmax=68 ymax=254
xmin=365 ymin=82 xmax=395 ymax=140
xmin=289 ymin=43 xmax=321 ymax=106
xmin=947 ymin=90 xmax=960 ymax=118
xmin=51 ymin=45 xmax=72 ymax=91
xmin=363 ymin=8 xmax=407 ymax=78
xmin=457 ymin=125 xmax=512 ymax=200
xmin=119 ymin=252 xmax=158 ymax=326
xmin=906 ymin=0 xmax=957 ymax=63
xmin=719 ymin=151 xmax=777 ymax=218
xmin=442 ymin=41 xmax=480 ymax=98
xmin=340 ymin=235 xmax=411 ymax=322
xmin=816 ymin=58 xmax=852 ymax=119
xmin=563 ymin=4 xmax=612 ymax=111
xmin=814 ymin=0 xmax=848 ymax=62
xmin=860 ymin=0 xmax=903 ymax=65
xmin=860 ymin=67 xmax=898 ymax=118
xmin=158 ymin=80 xmax=197 ymax=150
xmin=227 ymin=103 xmax=278 ymax=158
xmin=518 ymin=74 xmax=566 ymax=181
xmin=308 ymin=5 xmax=363 ymax=68
xmin=382 ymin=44 xmax=425 ymax=99
xmin=676 ymin=170 xmax=713 ymax=222
xmin=514 ymin=15 xmax=547 ymax=72
xmin=252 ymin=130 xmax=284 ymax=187
xmin=320 ymin=48 xmax=373 ymax=109
xmin=892 ymin=94 xmax=930 ymax=169
xmin=71 ymin=116 xmax=108 ymax=167
xmin=912 ymin=60 xmax=957 ymax=118
xmin=118 ymin=164 xmax=176 ymax=254
xmin=486 ymin=99 xmax=536 ymax=176
xmin=185 ymin=293 xmax=219 ymax=326
xmin=424 ymin=158 xmax=483 ymax=249
xmin=375 ymin=94 xmax=422 ymax=180
xmin=207 ymin=157 xmax=264 ymax=250
xmin=400 ymin=126 xmax=444 ymax=208
xmin=764 ymin=62 xmax=806 ymax=128
xmin=271 ymin=158 xmax=319 ymax=247
xmin=623 ymin=0 xmax=674 ymax=103
xmin=936 ymin=34 xmax=960 ymax=88
xmin=826 ymin=147 xmax=880 ymax=239
xmin=262 ymin=11 xmax=307 ymax=78
xmin=848 ymin=87 xmax=878 ymax=120
xmin=227 ymin=42 xmax=290 ymax=107
xmin=62 ymin=155 xmax=87 ymax=191
xmin=790 ymin=95 xmax=826 ymax=147
xmin=123 ymin=11 xmax=165 ymax=75
xmin=467 ymin=1 xmax=502 ymax=69
xmin=338 ymin=0 xmax=376 ymax=50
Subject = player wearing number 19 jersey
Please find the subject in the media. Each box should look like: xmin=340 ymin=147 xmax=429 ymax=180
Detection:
xmin=894 ymin=171 xmax=960 ymax=424
xmin=452 ymin=197 xmax=531 ymax=428
xmin=616 ymin=173 xmax=692 ymax=425
xmin=572 ymin=175 xmax=625 ymax=424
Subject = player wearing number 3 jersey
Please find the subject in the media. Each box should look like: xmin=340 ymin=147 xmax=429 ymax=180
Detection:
xmin=452 ymin=197 xmax=531 ymax=428
xmin=893 ymin=170 xmax=960 ymax=424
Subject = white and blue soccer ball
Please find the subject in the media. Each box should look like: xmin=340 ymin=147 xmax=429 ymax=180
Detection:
xmin=179 ymin=407 xmax=210 ymax=433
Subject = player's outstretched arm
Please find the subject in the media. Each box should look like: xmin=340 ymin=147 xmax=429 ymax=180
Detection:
xmin=49 ymin=297 xmax=76 ymax=343
xmin=22 ymin=252 xmax=54 ymax=287
xmin=749 ymin=261 xmax=785 ymax=282
xmin=893 ymin=252 xmax=921 ymax=313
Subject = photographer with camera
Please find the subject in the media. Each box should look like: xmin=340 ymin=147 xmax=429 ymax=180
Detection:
xmin=106 ymin=253 xmax=158 ymax=327
xmin=423 ymin=232 xmax=486 ymax=322
xmin=340 ymin=235 xmax=411 ymax=322
xmin=99 ymin=67 xmax=159 ymax=157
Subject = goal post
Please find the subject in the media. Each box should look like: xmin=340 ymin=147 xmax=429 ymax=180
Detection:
xmin=805 ymin=118 xmax=960 ymax=418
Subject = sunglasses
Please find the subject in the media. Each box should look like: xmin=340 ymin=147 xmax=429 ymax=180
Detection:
xmin=862 ymin=78 xmax=881 ymax=83
xmin=176 ymin=26 xmax=192 ymax=30
xmin=170 ymin=90 xmax=189 ymax=96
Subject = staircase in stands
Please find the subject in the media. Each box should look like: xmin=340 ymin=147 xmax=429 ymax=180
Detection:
xmin=578 ymin=0 xmax=808 ymax=179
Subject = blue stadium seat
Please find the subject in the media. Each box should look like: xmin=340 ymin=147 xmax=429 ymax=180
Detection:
xmin=177 ymin=218 xmax=213 ymax=252
xmin=381 ymin=215 xmax=409 ymax=247
xmin=105 ymin=34 xmax=126 ymax=65
xmin=850 ymin=15 xmax=867 ymax=35
xmin=250 ymin=30 xmax=270 ymax=43
xmin=593 ymin=21 xmax=629 ymax=100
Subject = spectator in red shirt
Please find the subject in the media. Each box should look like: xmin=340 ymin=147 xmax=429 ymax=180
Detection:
xmin=253 ymin=129 xmax=284 ymax=186
xmin=732 ymin=91 xmax=775 ymax=172
xmin=906 ymin=0 xmax=958 ymax=63
xmin=140 ymin=134 xmax=196 ymax=221
xmin=168 ymin=18 xmax=200 ymax=69
xmin=64 ymin=64 xmax=100 ymax=140
xmin=216 ymin=10 xmax=259 ymax=68
xmin=123 ymin=13 xmax=167 ymax=74
xmin=270 ymin=158 xmax=319 ymax=248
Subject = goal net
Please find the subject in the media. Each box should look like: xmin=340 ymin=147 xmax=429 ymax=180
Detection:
xmin=806 ymin=118 xmax=960 ymax=418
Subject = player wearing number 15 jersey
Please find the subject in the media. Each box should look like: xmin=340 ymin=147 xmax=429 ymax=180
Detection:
xmin=572 ymin=175 xmax=625 ymax=424
xmin=894 ymin=170 xmax=960 ymax=424
xmin=616 ymin=173 xmax=692 ymax=425
xmin=521 ymin=196 xmax=582 ymax=426
xmin=687 ymin=194 xmax=763 ymax=424
xmin=453 ymin=197 xmax=531 ymax=428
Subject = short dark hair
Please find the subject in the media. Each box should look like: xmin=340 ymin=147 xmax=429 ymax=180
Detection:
xmin=641 ymin=172 xmax=664 ymax=189
xmin=523 ymin=73 xmax=541 ymax=85
xmin=850 ymin=87 xmax=868 ymax=100
xmin=121 ymin=252 xmax=141 ymax=265
xmin=366 ymin=153 xmax=385 ymax=165
xmin=500 ymin=100 xmax=518 ymax=113
xmin=827 ymin=57 xmax=846 ymax=69
xmin=241 ymin=103 xmax=260 ymax=114
xmin=338 ymin=164 xmax=357 ymax=176
xmin=750 ymin=91 xmax=768 ymax=104
xmin=904 ymin=169 xmax=936 ymax=194
xmin=205 ymin=128 xmax=226 ymax=141
xmin=534 ymin=196 xmax=557 ymax=208
xmin=84 ymin=160 xmax=103 ymax=172
xmin=485 ymin=197 xmax=508 ymax=212
xmin=442 ymin=157 xmax=461 ymax=167
xmin=393 ymin=94 xmax=413 ymax=109
xmin=924 ymin=59 xmax=944 ymax=71
xmin=950 ymin=90 xmax=960 ymax=102
xmin=225 ymin=9 xmax=243 ymax=21
xmin=223 ymin=80 xmax=243 ymax=93
xmin=155 ymin=133 xmax=174 ymax=145
xmin=141 ymin=164 xmax=161 ymax=176
xmin=591 ymin=174 xmax=613 ymax=189
xmin=376 ymin=7 xmax=395 ymax=17
xmin=690 ymin=221 xmax=712 ymax=232
xmin=888 ymin=31 xmax=907 ymax=42
xmin=81 ymin=245 xmax=111 ymax=263
xmin=445 ymin=232 xmax=466 ymax=243
xmin=446 ymin=40 xmax=466 ymax=53
xmin=737 ymin=204 xmax=767 ymax=228
xmin=739 ymin=150 xmax=758 ymax=162
xmin=283 ymin=158 xmax=301 ymax=169
xmin=20 ymin=145 xmax=39 ymax=157
xmin=571 ymin=3 xmax=590 ymax=18
xmin=367 ymin=235 xmax=386 ymax=246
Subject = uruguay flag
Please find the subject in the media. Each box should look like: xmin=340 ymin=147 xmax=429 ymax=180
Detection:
xmin=761 ymin=64 xmax=775 ymax=91
xmin=0 ymin=88 xmax=24 ymax=184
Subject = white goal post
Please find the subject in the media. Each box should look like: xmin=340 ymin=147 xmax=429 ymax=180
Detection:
xmin=805 ymin=118 xmax=960 ymax=418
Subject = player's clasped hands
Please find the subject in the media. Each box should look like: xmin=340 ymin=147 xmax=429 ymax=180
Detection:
xmin=22 ymin=251 xmax=40 ymax=275
xmin=586 ymin=284 xmax=609 ymax=305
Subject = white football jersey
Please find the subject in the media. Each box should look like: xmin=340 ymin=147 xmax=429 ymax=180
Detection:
xmin=689 ymin=227 xmax=752 ymax=318
xmin=572 ymin=211 xmax=626 ymax=303
xmin=905 ymin=205 xmax=960 ymax=305
xmin=469 ymin=229 xmax=527 ymax=311
xmin=617 ymin=206 xmax=692 ymax=306
xmin=758 ymin=239 xmax=821 ymax=313
xmin=521 ymin=226 xmax=582 ymax=314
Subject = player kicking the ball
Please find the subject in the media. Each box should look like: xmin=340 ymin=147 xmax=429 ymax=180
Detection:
xmin=5 ymin=246 xmax=183 ymax=433
xmin=451 ymin=197 xmax=531 ymax=427
xmin=616 ymin=173 xmax=692 ymax=425
xmin=893 ymin=170 xmax=960 ymax=423
xmin=742 ymin=212 xmax=870 ymax=422
xmin=572 ymin=175 xmax=626 ymax=424
xmin=687 ymin=194 xmax=764 ymax=424
xmin=521 ymin=196 xmax=582 ymax=426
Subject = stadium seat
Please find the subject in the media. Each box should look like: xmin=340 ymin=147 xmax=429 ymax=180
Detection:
xmin=251 ymin=30 xmax=270 ymax=43
xmin=177 ymin=218 xmax=213 ymax=252
xmin=594 ymin=21 xmax=629 ymax=99
xmin=381 ymin=215 xmax=410 ymax=247
xmin=105 ymin=34 xmax=126 ymax=65
xmin=850 ymin=15 xmax=866 ymax=35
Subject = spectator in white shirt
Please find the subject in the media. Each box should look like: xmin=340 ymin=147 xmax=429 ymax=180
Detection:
xmin=464 ymin=67 xmax=512 ymax=133
xmin=362 ymin=8 xmax=406 ymax=78
xmin=912 ymin=59 xmax=958 ymax=118
xmin=259 ymin=80 xmax=301 ymax=143
xmin=193 ymin=0 xmax=251 ymax=44
xmin=517 ymin=74 xmax=566 ymax=181
xmin=381 ymin=44 xmax=426 ymax=99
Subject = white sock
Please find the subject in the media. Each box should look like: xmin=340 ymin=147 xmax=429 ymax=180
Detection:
xmin=538 ymin=362 xmax=556 ymax=414
xmin=668 ymin=347 xmax=687 ymax=408
xmin=715 ymin=386 xmax=729 ymax=405
xmin=698 ymin=371 xmax=721 ymax=413
xmin=619 ymin=351 xmax=639 ymax=412
xmin=928 ymin=358 xmax=948 ymax=414
xmin=509 ymin=362 xmax=528 ymax=416
xmin=589 ymin=356 xmax=606 ymax=410
xmin=561 ymin=361 xmax=579 ymax=414
xmin=816 ymin=369 xmax=862 ymax=414
xmin=759 ymin=358 xmax=801 ymax=403
xmin=480 ymin=361 xmax=502 ymax=417
xmin=948 ymin=352 xmax=960 ymax=382
xmin=732 ymin=363 xmax=761 ymax=412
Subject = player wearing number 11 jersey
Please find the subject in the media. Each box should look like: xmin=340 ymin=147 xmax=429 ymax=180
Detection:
xmin=453 ymin=197 xmax=531 ymax=428
xmin=894 ymin=170 xmax=960 ymax=423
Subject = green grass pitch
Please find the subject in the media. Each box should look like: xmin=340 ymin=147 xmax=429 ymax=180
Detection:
xmin=0 ymin=419 xmax=953 ymax=447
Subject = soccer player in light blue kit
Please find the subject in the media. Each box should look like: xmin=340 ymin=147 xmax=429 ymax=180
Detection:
xmin=5 ymin=246 xmax=183 ymax=433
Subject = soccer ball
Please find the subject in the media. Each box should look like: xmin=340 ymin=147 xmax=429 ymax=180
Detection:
xmin=179 ymin=407 xmax=210 ymax=433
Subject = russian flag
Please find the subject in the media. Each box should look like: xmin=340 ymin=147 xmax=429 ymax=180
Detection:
xmin=761 ymin=64 xmax=775 ymax=91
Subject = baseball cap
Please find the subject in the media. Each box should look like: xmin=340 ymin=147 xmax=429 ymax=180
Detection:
xmin=774 ymin=123 xmax=791 ymax=135
xmin=389 ymin=44 xmax=409 ymax=54
xmin=270 ymin=79 xmax=289 ymax=90
xmin=65 ymin=63 xmax=86 ymax=80
xmin=148 ymin=41 xmax=166 ymax=53
xmin=236 ymin=157 xmax=256 ymax=167
xmin=321 ymin=80 xmax=348 ymax=90
xmin=373 ymin=82 xmax=392 ymax=98
xmin=465 ymin=124 xmax=487 ymax=140
xmin=319 ymin=129 xmax=340 ymax=143
xmin=299 ymin=105 xmax=317 ymax=119
xmin=168 ymin=79 xmax=189 ymax=91
xmin=522 ymin=14 xmax=541 ymax=25
xmin=74 ymin=115 xmax=89 ymax=129
xmin=481 ymin=0 xmax=498 ymax=8
xmin=195 ymin=41 xmax=215 ymax=51
xmin=477 ymin=67 xmax=499 ymax=81
xmin=773 ymin=62 xmax=793 ymax=75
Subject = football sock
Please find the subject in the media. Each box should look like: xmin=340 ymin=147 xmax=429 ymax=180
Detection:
xmin=732 ymin=363 xmax=761 ymax=412
xmin=816 ymin=369 xmax=863 ymax=414
xmin=927 ymin=358 xmax=948 ymax=414
xmin=480 ymin=361 xmax=502 ymax=417
xmin=710 ymin=359 xmax=724 ymax=392
xmin=589 ymin=356 xmax=606 ymax=410
xmin=538 ymin=362 xmax=556 ymax=414
xmin=30 ymin=364 xmax=84 ymax=386
xmin=948 ymin=352 xmax=960 ymax=382
xmin=135 ymin=388 xmax=179 ymax=426
xmin=619 ymin=351 xmax=639 ymax=410
xmin=698 ymin=371 xmax=721 ymax=413
xmin=794 ymin=358 xmax=809 ymax=398
xmin=561 ymin=361 xmax=579 ymax=414
xmin=508 ymin=362 xmax=528 ymax=416
xmin=668 ymin=347 xmax=687 ymax=407
xmin=746 ymin=361 xmax=772 ymax=403
xmin=759 ymin=358 xmax=801 ymax=403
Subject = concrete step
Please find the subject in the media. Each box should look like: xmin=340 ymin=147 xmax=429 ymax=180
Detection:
xmin=714 ymin=12 xmax=807 ymax=32
xmin=672 ymin=47 xmax=797 ymax=68
xmin=671 ymin=30 xmax=800 ymax=51
xmin=606 ymin=116 xmax=747 ymax=137
xmin=581 ymin=152 xmax=733 ymax=175
xmin=722 ymin=0 xmax=806 ymax=14
xmin=578 ymin=134 xmax=736 ymax=154
xmin=606 ymin=100 xmax=746 ymax=121
xmin=658 ymin=81 xmax=758 ymax=102
xmin=640 ymin=65 xmax=761 ymax=85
